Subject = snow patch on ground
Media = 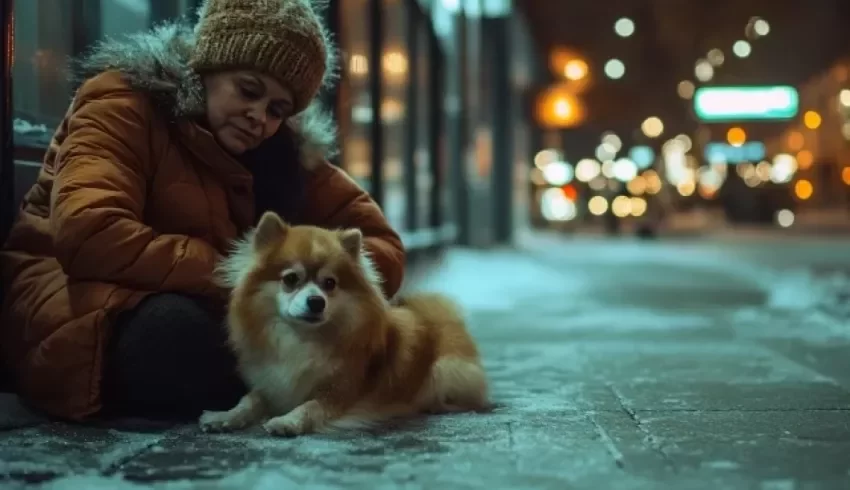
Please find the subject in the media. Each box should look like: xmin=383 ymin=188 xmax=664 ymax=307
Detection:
xmin=736 ymin=268 xmax=850 ymax=343
xmin=762 ymin=268 xmax=834 ymax=311
xmin=403 ymin=249 xmax=587 ymax=312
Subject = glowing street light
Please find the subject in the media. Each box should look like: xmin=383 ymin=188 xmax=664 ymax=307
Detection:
xmin=641 ymin=117 xmax=664 ymax=138
xmin=747 ymin=17 xmax=770 ymax=38
xmin=677 ymin=80 xmax=695 ymax=99
xmin=535 ymin=84 xmax=585 ymax=129
xmin=840 ymin=89 xmax=850 ymax=107
xmin=732 ymin=40 xmax=752 ymax=58
xmin=726 ymin=127 xmax=747 ymax=147
xmin=605 ymin=59 xmax=625 ymax=79
xmin=794 ymin=179 xmax=813 ymax=200
xmin=707 ymin=49 xmax=725 ymax=66
xmin=601 ymin=132 xmax=622 ymax=151
xmin=695 ymin=59 xmax=714 ymax=82
xmin=564 ymin=59 xmax=588 ymax=81
xmin=614 ymin=18 xmax=635 ymax=37
xmin=803 ymin=110 xmax=822 ymax=129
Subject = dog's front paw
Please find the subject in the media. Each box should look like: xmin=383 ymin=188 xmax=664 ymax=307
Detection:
xmin=263 ymin=410 xmax=313 ymax=437
xmin=199 ymin=410 xmax=250 ymax=433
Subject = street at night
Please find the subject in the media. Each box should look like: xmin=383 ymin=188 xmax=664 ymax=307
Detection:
xmin=2 ymin=234 xmax=849 ymax=489
xmin=4 ymin=0 xmax=850 ymax=488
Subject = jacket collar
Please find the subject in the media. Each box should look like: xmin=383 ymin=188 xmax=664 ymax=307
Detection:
xmin=72 ymin=22 xmax=338 ymax=172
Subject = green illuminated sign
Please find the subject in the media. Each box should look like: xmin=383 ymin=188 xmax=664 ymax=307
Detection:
xmin=693 ymin=86 xmax=799 ymax=121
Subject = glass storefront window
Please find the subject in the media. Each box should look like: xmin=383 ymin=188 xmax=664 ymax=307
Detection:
xmin=13 ymin=0 xmax=195 ymax=150
xmin=439 ymin=79 xmax=453 ymax=228
xmin=415 ymin=17 xmax=432 ymax=229
xmin=510 ymin=16 xmax=534 ymax=232
xmin=434 ymin=8 xmax=459 ymax=230
xmin=381 ymin=0 xmax=409 ymax=231
xmin=340 ymin=0 xmax=372 ymax=191
xmin=10 ymin=0 xmax=473 ymax=243
xmin=101 ymin=0 xmax=150 ymax=38
xmin=13 ymin=0 xmax=75 ymax=148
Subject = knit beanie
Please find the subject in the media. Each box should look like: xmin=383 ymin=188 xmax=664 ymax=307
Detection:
xmin=190 ymin=0 xmax=336 ymax=114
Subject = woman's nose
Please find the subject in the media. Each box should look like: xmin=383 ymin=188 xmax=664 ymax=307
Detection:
xmin=246 ymin=103 xmax=267 ymax=126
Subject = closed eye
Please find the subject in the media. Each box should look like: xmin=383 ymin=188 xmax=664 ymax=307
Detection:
xmin=239 ymin=85 xmax=262 ymax=100
xmin=268 ymin=104 xmax=285 ymax=119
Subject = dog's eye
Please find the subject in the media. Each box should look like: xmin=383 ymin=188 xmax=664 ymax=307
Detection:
xmin=281 ymin=272 xmax=299 ymax=288
xmin=321 ymin=277 xmax=337 ymax=291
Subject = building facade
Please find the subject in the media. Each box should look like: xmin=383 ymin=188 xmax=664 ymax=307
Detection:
xmin=762 ymin=58 xmax=850 ymax=211
xmin=1 ymin=0 xmax=543 ymax=252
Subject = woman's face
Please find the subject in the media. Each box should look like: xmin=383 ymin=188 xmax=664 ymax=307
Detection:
xmin=203 ymin=70 xmax=294 ymax=155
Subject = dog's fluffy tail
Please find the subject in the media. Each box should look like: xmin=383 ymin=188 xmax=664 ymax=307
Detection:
xmin=423 ymin=357 xmax=490 ymax=413
xmin=317 ymin=358 xmax=491 ymax=435
xmin=396 ymin=292 xmax=490 ymax=413
xmin=315 ymin=293 xmax=488 ymax=434
xmin=394 ymin=292 xmax=466 ymax=330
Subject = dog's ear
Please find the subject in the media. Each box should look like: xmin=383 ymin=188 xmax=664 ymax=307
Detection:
xmin=253 ymin=212 xmax=289 ymax=250
xmin=338 ymin=228 xmax=363 ymax=257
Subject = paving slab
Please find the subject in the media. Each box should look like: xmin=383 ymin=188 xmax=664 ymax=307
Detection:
xmin=0 ymin=422 xmax=166 ymax=482
xmin=636 ymin=410 xmax=850 ymax=482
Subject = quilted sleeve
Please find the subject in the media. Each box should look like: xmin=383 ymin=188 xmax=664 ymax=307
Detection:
xmin=50 ymin=81 xmax=223 ymax=297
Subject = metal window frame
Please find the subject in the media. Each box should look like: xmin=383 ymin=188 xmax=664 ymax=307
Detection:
xmin=403 ymin=1 xmax=419 ymax=232
xmin=484 ymin=15 xmax=513 ymax=244
xmin=426 ymin=12 xmax=444 ymax=231
xmin=0 ymin=0 xmax=13 ymax=247
xmin=71 ymin=0 xmax=101 ymax=57
xmin=402 ymin=0 xmax=455 ymax=249
xmin=357 ymin=0 xmax=457 ymax=251
xmin=451 ymin=9 xmax=470 ymax=246
xmin=367 ymin=0 xmax=384 ymax=207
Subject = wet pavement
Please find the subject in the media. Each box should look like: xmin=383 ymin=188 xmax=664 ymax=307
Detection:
xmin=2 ymin=233 xmax=850 ymax=489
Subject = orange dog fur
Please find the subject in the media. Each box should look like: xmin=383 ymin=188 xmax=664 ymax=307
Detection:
xmin=199 ymin=212 xmax=489 ymax=436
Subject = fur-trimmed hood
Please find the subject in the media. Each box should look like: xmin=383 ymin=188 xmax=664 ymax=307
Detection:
xmin=72 ymin=22 xmax=338 ymax=166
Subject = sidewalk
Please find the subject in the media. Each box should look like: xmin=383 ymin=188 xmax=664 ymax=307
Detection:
xmin=2 ymin=242 xmax=850 ymax=489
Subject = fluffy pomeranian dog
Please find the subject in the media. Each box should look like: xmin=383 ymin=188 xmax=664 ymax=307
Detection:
xmin=199 ymin=212 xmax=489 ymax=437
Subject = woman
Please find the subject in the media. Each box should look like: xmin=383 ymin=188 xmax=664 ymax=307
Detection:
xmin=0 ymin=0 xmax=405 ymax=421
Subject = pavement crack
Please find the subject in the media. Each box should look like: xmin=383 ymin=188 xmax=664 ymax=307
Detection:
xmin=506 ymin=421 xmax=516 ymax=449
xmin=101 ymin=431 xmax=175 ymax=477
xmin=506 ymin=421 xmax=520 ymax=471
xmin=587 ymin=414 xmax=626 ymax=469
xmin=101 ymin=440 xmax=162 ymax=476
xmin=607 ymin=383 xmax=677 ymax=471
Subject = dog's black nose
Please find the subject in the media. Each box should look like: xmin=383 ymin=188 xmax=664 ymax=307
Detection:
xmin=306 ymin=296 xmax=326 ymax=314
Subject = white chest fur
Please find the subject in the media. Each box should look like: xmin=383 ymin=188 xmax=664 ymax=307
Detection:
xmin=238 ymin=326 xmax=336 ymax=415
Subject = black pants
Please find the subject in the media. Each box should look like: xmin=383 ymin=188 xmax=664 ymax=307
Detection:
xmin=102 ymin=293 xmax=247 ymax=420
